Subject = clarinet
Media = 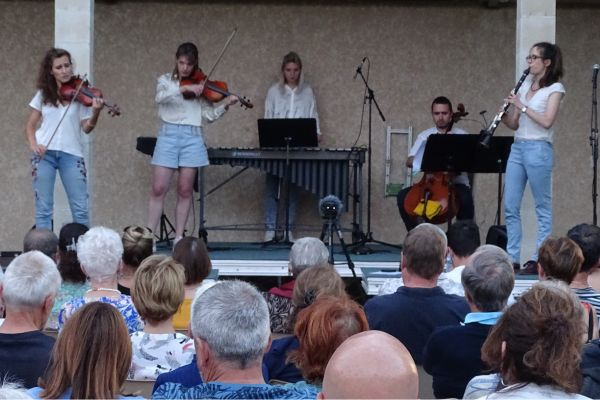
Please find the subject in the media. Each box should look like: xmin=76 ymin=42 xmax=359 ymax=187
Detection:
xmin=479 ymin=68 xmax=530 ymax=147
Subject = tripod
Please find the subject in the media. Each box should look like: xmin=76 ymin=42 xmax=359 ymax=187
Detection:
xmin=351 ymin=61 xmax=400 ymax=253
xmin=156 ymin=212 xmax=176 ymax=246
xmin=319 ymin=216 xmax=358 ymax=278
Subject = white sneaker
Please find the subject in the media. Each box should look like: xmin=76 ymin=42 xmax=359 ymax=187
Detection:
xmin=286 ymin=231 xmax=295 ymax=242
xmin=172 ymin=236 xmax=183 ymax=250
xmin=264 ymin=230 xmax=275 ymax=242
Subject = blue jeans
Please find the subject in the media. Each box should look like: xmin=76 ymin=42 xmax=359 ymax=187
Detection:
xmin=31 ymin=150 xmax=89 ymax=229
xmin=504 ymin=140 xmax=553 ymax=263
xmin=265 ymin=174 xmax=298 ymax=231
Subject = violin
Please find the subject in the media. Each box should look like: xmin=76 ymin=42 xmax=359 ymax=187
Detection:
xmin=180 ymin=69 xmax=253 ymax=109
xmin=59 ymin=76 xmax=121 ymax=116
xmin=403 ymin=103 xmax=469 ymax=225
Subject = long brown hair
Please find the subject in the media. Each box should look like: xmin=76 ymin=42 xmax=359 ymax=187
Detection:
xmin=37 ymin=48 xmax=71 ymax=106
xmin=39 ymin=302 xmax=132 ymax=399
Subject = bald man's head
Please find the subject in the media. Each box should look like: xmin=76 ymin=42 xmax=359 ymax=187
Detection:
xmin=319 ymin=330 xmax=418 ymax=399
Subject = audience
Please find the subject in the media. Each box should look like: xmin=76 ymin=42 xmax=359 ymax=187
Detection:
xmin=285 ymin=295 xmax=368 ymax=390
xmin=152 ymin=280 xmax=317 ymax=399
xmin=537 ymin=236 xmax=599 ymax=341
xmin=0 ymin=251 xmax=61 ymax=388
xmin=47 ymin=222 xmax=89 ymax=330
xmin=171 ymin=237 xmax=216 ymax=330
xmin=319 ymin=331 xmax=418 ymax=399
xmin=29 ymin=302 xmax=141 ymax=399
xmin=464 ymin=280 xmax=589 ymax=399
xmin=423 ymin=244 xmax=514 ymax=398
xmin=364 ymin=223 xmax=469 ymax=364
xmin=23 ymin=228 xmax=58 ymax=261
xmin=58 ymin=226 xmax=143 ymax=334
xmin=437 ymin=219 xmax=480 ymax=296
xmin=129 ymin=255 xmax=195 ymax=380
xmin=264 ymin=265 xmax=347 ymax=384
xmin=119 ymin=225 xmax=154 ymax=296
xmin=568 ymin=224 xmax=600 ymax=321
xmin=265 ymin=237 xmax=330 ymax=334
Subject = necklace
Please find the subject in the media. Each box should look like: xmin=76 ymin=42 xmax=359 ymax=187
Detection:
xmin=86 ymin=287 xmax=121 ymax=294
xmin=530 ymin=84 xmax=541 ymax=92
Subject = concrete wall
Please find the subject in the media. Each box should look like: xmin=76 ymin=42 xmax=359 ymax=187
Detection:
xmin=1 ymin=0 xmax=599 ymax=250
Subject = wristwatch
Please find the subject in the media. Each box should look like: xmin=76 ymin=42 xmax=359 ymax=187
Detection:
xmin=521 ymin=106 xmax=528 ymax=114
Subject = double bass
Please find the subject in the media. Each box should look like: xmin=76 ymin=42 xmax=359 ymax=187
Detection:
xmin=403 ymin=104 xmax=468 ymax=225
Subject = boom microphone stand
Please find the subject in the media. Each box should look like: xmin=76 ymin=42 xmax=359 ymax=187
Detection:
xmin=591 ymin=64 xmax=599 ymax=225
xmin=351 ymin=59 xmax=400 ymax=253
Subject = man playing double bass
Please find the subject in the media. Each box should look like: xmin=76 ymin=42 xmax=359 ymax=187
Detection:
xmin=396 ymin=96 xmax=475 ymax=232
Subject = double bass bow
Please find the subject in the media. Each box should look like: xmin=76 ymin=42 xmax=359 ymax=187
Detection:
xmin=402 ymin=104 xmax=469 ymax=225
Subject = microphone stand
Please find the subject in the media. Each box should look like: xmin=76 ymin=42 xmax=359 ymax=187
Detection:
xmin=591 ymin=69 xmax=599 ymax=225
xmin=350 ymin=63 xmax=400 ymax=253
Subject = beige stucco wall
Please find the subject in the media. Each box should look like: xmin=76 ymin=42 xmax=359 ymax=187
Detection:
xmin=1 ymin=1 xmax=599 ymax=250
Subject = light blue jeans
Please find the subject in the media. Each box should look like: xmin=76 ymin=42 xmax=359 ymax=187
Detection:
xmin=504 ymin=140 xmax=553 ymax=263
xmin=31 ymin=150 xmax=89 ymax=229
xmin=265 ymin=174 xmax=298 ymax=231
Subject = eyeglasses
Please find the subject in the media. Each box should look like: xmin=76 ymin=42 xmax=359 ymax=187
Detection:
xmin=526 ymin=55 xmax=543 ymax=62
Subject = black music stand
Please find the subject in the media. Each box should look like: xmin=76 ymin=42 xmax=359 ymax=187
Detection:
xmin=135 ymin=136 xmax=177 ymax=246
xmin=258 ymin=119 xmax=318 ymax=245
xmin=421 ymin=134 xmax=513 ymax=227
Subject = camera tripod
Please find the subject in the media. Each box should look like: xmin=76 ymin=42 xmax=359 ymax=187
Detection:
xmin=319 ymin=217 xmax=358 ymax=278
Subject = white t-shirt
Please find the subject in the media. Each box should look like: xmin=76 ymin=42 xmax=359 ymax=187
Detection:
xmin=516 ymin=78 xmax=565 ymax=143
xmin=155 ymin=73 xmax=226 ymax=127
xmin=409 ymin=126 xmax=470 ymax=186
xmin=264 ymin=82 xmax=320 ymax=134
xmin=29 ymin=91 xmax=92 ymax=157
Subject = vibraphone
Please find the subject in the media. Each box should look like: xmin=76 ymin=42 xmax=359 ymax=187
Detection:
xmin=199 ymin=147 xmax=367 ymax=234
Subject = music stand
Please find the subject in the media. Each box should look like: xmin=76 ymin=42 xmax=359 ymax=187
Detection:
xmin=421 ymin=134 xmax=513 ymax=226
xmin=135 ymin=136 xmax=176 ymax=246
xmin=258 ymin=118 xmax=318 ymax=245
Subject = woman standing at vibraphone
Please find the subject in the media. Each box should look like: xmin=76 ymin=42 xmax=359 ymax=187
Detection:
xmin=263 ymin=51 xmax=321 ymax=242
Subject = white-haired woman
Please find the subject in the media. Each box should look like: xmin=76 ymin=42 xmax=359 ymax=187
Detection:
xmin=57 ymin=226 xmax=143 ymax=333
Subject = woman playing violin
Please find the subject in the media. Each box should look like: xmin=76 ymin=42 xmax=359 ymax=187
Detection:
xmin=25 ymin=48 xmax=104 ymax=229
xmin=147 ymin=42 xmax=238 ymax=247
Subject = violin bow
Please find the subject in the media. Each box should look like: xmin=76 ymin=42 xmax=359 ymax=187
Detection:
xmin=203 ymin=27 xmax=238 ymax=82
xmin=42 ymin=74 xmax=88 ymax=156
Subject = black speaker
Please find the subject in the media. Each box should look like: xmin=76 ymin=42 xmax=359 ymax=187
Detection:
xmin=486 ymin=225 xmax=507 ymax=250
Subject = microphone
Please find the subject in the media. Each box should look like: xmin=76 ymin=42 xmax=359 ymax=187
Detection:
xmin=593 ymin=64 xmax=599 ymax=87
xmin=353 ymin=57 xmax=367 ymax=80
xmin=319 ymin=195 xmax=343 ymax=219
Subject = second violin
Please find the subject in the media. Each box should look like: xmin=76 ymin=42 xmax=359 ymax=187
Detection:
xmin=180 ymin=69 xmax=253 ymax=109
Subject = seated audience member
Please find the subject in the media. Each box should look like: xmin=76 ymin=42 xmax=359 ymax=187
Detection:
xmin=171 ymin=237 xmax=215 ymax=330
xmin=581 ymin=338 xmax=600 ymax=398
xmin=29 ymin=302 xmax=142 ymax=399
xmin=568 ymin=224 xmax=600 ymax=320
xmin=423 ymin=244 xmax=514 ymax=398
xmin=0 ymin=251 xmax=61 ymax=388
xmin=319 ymin=330 xmax=418 ymax=399
xmin=47 ymin=222 xmax=89 ymax=330
xmin=152 ymin=280 xmax=318 ymax=399
xmin=437 ymin=219 xmax=480 ymax=296
xmin=265 ymin=237 xmax=329 ymax=334
xmin=364 ymin=223 xmax=470 ymax=364
xmin=264 ymin=265 xmax=347 ymax=384
xmin=58 ymin=226 xmax=143 ymax=334
xmin=285 ymin=295 xmax=368 ymax=390
xmin=129 ymin=255 xmax=194 ymax=380
xmin=464 ymin=280 xmax=590 ymax=399
xmin=119 ymin=225 xmax=154 ymax=296
xmin=537 ymin=236 xmax=599 ymax=341
xmin=23 ymin=228 xmax=58 ymax=261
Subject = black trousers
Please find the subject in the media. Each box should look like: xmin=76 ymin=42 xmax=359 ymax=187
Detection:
xmin=396 ymin=183 xmax=474 ymax=232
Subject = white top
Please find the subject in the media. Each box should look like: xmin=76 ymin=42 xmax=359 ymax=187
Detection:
xmin=265 ymin=82 xmax=320 ymax=134
xmin=516 ymin=78 xmax=565 ymax=143
xmin=155 ymin=73 xmax=227 ymax=126
xmin=128 ymin=331 xmax=195 ymax=380
xmin=29 ymin=91 xmax=92 ymax=157
xmin=409 ymin=126 xmax=470 ymax=186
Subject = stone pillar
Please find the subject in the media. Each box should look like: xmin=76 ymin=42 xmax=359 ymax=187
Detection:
xmin=514 ymin=0 xmax=555 ymax=263
xmin=54 ymin=0 xmax=94 ymax=231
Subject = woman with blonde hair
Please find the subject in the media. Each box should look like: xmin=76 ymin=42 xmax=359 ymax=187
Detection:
xmin=129 ymin=255 xmax=194 ymax=380
xmin=118 ymin=225 xmax=154 ymax=296
xmin=28 ymin=302 xmax=141 ymax=399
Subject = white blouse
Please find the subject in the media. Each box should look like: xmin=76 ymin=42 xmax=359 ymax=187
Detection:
xmin=264 ymin=82 xmax=320 ymax=134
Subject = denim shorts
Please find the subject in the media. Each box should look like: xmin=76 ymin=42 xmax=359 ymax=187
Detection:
xmin=151 ymin=123 xmax=209 ymax=168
